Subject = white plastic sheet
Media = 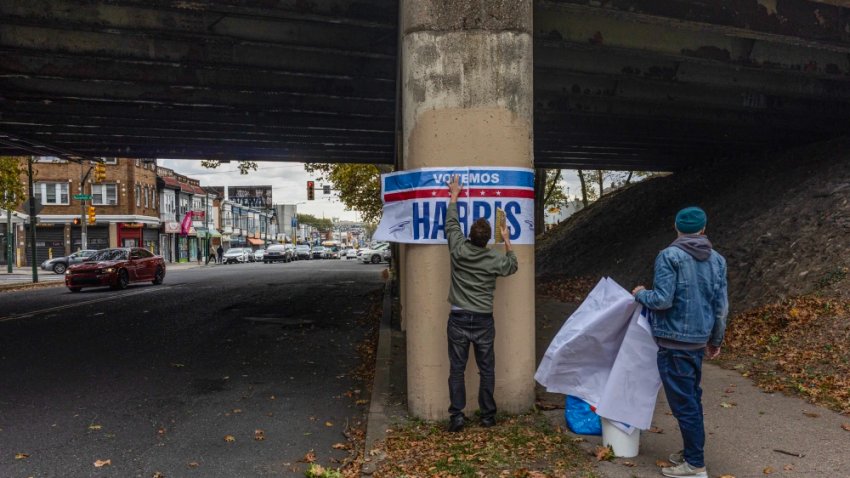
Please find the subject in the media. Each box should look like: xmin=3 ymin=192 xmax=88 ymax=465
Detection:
xmin=535 ymin=278 xmax=661 ymax=433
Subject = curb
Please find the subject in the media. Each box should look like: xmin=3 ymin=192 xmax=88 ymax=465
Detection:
xmin=0 ymin=280 xmax=64 ymax=292
xmin=361 ymin=275 xmax=394 ymax=475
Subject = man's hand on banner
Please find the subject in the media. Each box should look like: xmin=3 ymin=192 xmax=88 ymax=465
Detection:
xmin=447 ymin=175 xmax=463 ymax=202
xmin=631 ymin=285 xmax=646 ymax=296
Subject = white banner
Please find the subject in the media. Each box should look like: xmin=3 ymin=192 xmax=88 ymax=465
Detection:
xmin=373 ymin=167 xmax=535 ymax=244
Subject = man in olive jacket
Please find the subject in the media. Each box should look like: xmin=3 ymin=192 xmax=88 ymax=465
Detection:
xmin=445 ymin=175 xmax=518 ymax=432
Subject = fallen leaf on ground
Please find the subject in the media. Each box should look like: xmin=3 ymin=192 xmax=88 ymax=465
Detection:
xmin=802 ymin=411 xmax=820 ymax=418
xmin=94 ymin=459 xmax=111 ymax=468
xmin=332 ymin=442 xmax=349 ymax=450
xmin=355 ymin=399 xmax=368 ymax=405
xmin=232 ymin=408 xmax=242 ymax=414
xmin=594 ymin=446 xmax=614 ymax=461
xmin=720 ymin=402 xmax=736 ymax=408
xmin=88 ymin=424 xmax=102 ymax=431
xmin=622 ymin=461 xmax=636 ymax=467
xmin=187 ymin=462 xmax=199 ymax=468
xmin=840 ymin=423 xmax=850 ymax=431
xmin=719 ymin=475 xmax=736 ymax=478
xmin=254 ymin=429 xmax=265 ymax=441
xmin=15 ymin=453 xmax=29 ymax=460
xmin=526 ymin=472 xmax=547 ymax=478
xmin=223 ymin=435 xmax=235 ymax=443
xmin=170 ymin=363 xmax=184 ymax=368
xmin=153 ymin=472 xmax=165 ymax=478
xmin=648 ymin=426 xmax=663 ymax=433
xmin=325 ymin=421 xmax=333 ymax=427
xmin=724 ymin=388 xmax=736 ymax=393
xmin=655 ymin=459 xmax=673 ymax=467
xmin=763 ymin=466 xmax=775 ymax=474
xmin=301 ymin=450 xmax=316 ymax=463
xmin=783 ymin=464 xmax=794 ymax=471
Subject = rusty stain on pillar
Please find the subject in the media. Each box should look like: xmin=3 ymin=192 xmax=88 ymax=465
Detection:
xmin=401 ymin=0 xmax=535 ymax=420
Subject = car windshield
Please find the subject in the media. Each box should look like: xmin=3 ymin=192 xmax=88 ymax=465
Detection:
xmin=89 ymin=249 xmax=128 ymax=262
xmin=297 ymin=246 xmax=310 ymax=250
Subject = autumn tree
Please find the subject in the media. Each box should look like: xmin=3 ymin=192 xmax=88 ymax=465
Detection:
xmin=0 ymin=156 xmax=26 ymax=211
xmin=303 ymin=163 xmax=391 ymax=224
xmin=200 ymin=159 xmax=258 ymax=175
xmin=296 ymin=213 xmax=333 ymax=232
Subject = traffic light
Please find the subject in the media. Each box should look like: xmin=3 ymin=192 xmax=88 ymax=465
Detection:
xmin=94 ymin=162 xmax=106 ymax=183
xmin=87 ymin=205 xmax=96 ymax=225
xmin=307 ymin=180 xmax=315 ymax=200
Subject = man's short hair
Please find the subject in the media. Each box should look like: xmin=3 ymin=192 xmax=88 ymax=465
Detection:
xmin=469 ymin=218 xmax=491 ymax=248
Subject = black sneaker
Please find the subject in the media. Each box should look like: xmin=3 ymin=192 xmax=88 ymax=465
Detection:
xmin=480 ymin=417 xmax=497 ymax=428
xmin=448 ymin=415 xmax=465 ymax=432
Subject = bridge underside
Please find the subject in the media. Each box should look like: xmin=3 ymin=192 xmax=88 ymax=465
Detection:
xmin=1 ymin=0 xmax=849 ymax=170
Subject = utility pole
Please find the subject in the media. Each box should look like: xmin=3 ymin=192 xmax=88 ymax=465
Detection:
xmin=5 ymin=196 xmax=12 ymax=274
xmin=204 ymin=194 xmax=210 ymax=265
xmin=27 ymin=157 xmax=37 ymax=283
xmin=80 ymin=161 xmax=87 ymax=250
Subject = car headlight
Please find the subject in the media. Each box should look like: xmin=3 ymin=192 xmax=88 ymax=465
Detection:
xmin=98 ymin=267 xmax=115 ymax=274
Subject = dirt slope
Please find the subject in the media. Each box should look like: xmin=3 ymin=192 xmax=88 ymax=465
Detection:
xmin=536 ymin=138 xmax=850 ymax=313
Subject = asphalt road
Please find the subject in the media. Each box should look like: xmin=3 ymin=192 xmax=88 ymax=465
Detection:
xmin=0 ymin=258 xmax=387 ymax=477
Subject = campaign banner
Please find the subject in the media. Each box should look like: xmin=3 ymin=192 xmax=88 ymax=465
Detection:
xmin=374 ymin=167 xmax=535 ymax=244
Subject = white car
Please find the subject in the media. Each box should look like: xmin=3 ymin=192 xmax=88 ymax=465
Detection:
xmin=360 ymin=242 xmax=391 ymax=264
xmin=253 ymin=248 xmax=265 ymax=261
xmin=223 ymin=247 xmax=251 ymax=264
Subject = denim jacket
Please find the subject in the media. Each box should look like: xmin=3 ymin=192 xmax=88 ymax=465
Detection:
xmin=635 ymin=243 xmax=728 ymax=346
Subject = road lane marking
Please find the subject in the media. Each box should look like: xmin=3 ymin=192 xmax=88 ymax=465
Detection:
xmin=0 ymin=285 xmax=180 ymax=323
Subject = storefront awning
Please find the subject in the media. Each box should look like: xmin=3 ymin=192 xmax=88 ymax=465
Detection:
xmin=247 ymin=237 xmax=265 ymax=246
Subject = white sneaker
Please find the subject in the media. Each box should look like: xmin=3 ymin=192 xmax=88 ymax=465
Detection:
xmin=661 ymin=462 xmax=708 ymax=478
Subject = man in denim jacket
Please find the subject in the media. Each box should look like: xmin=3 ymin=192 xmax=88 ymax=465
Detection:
xmin=632 ymin=207 xmax=728 ymax=478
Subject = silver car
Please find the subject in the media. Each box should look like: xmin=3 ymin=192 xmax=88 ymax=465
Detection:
xmin=41 ymin=249 xmax=98 ymax=274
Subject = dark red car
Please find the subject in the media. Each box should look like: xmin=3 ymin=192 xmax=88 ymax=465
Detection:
xmin=65 ymin=247 xmax=166 ymax=292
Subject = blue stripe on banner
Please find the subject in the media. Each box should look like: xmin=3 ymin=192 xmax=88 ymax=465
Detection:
xmin=383 ymin=168 xmax=534 ymax=193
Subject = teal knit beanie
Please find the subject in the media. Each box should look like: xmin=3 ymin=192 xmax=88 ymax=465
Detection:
xmin=675 ymin=207 xmax=707 ymax=234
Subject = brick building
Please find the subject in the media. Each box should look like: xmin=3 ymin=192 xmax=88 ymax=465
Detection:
xmin=6 ymin=157 xmax=160 ymax=267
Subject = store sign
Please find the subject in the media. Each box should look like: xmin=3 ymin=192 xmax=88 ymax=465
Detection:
xmin=208 ymin=185 xmax=273 ymax=209
xmin=164 ymin=221 xmax=180 ymax=233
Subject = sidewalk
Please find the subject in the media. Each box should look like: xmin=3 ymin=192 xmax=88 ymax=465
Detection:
xmin=366 ymin=296 xmax=850 ymax=477
xmin=0 ymin=262 xmax=210 ymax=290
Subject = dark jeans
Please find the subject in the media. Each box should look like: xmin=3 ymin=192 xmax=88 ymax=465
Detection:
xmin=657 ymin=347 xmax=705 ymax=468
xmin=447 ymin=311 xmax=496 ymax=420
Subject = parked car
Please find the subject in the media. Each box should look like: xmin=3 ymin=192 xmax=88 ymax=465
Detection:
xmin=295 ymin=245 xmax=311 ymax=260
xmin=223 ymin=247 xmax=251 ymax=264
xmin=41 ymin=249 xmax=98 ymax=274
xmin=65 ymin=247 xmax=165 ymax=292
xmin=253 ymin=248 xmax=265 ymax=261
xmin=263 ymin=244 xmax=292 ymax=263
xmin=345 ymin=248 xmax=358 ymax=260
xmin=360 ymin=242 xmax=391 ymax=264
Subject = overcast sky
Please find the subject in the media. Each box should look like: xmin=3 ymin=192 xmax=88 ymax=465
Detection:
xmin=159 ymin=159 xmax=587 ymax=221
xmin=158 ymin=159 xmax=361 ymax=221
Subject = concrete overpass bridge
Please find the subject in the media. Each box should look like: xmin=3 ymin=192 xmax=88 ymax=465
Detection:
xmin=2 ymin=0 xmax=849 ymax=419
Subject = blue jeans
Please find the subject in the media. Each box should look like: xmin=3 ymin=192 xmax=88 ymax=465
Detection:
xmin=657 ymin=347 xmax=705 ymax=468
xmin=447 ymin=311 xmax=496 ymax=420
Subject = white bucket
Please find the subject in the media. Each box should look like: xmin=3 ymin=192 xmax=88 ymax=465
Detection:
xmin=600 ymin=418 xmax=640 ymax=458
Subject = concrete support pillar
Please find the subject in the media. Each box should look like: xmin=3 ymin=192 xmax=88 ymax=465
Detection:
xmin=402 ymin=0 xmax=535 ymax=420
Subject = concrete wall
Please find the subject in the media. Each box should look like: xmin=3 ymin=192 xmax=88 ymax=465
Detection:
xmin=401 ymin=0 xmax=535 ymax=420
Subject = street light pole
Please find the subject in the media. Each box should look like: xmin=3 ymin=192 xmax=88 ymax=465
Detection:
xmin=27 ymin=157 xmax=37 ymax=283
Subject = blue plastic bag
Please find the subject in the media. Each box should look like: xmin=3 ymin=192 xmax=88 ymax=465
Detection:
xmin=564 ymin=395 xmax=601 ymax=435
